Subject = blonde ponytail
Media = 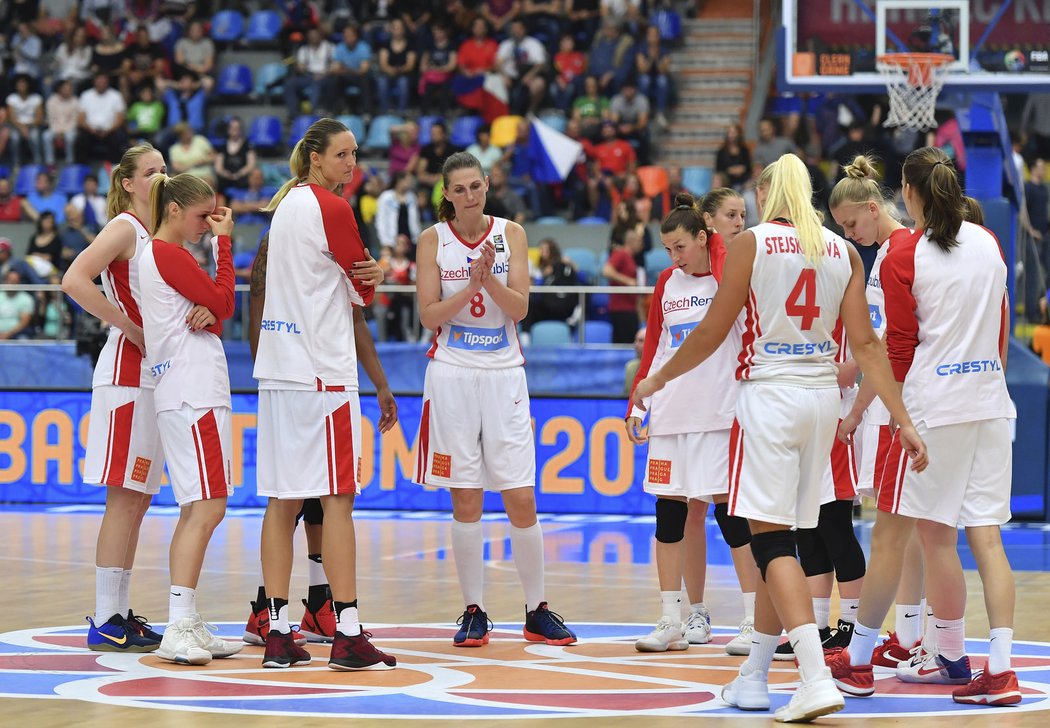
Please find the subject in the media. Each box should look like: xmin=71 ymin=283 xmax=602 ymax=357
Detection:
xmin=106 ymin=143 xmax=160 ymax=220
xmin=261 ymin=118 xmax=351 ymax=213
xmin=148 ymin=174 xmax=169 ymax=235
xmin=828 ymin=154 xmax=896 ymax=218
xmin=148 ymin=173 xmax=216 ymax=235
xmin=761 ymin=154 xmax=826 ymax=264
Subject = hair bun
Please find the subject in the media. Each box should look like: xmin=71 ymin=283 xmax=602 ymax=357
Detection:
xmin=844 ymin=155 xmax=876 ymax=181
xmin=672 ymin=192 xmax=697 ymax=209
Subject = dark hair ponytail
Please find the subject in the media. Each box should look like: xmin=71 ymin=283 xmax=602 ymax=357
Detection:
xmin=902 ymin=146 xmax=964 ymax=253
xmin=660 ymin=191 xmax=710 ymax=237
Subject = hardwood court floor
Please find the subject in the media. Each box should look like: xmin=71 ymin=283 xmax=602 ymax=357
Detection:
xmin=4 ymin=507 xmax=1050 ymax=727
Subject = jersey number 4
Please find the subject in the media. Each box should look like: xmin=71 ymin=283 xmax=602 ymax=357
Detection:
xmin=786 ymin=269 xmax=821 ymax=330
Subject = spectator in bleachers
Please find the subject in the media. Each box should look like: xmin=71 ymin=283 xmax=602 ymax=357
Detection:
xmin=379 ymin=232 xmax=416 ymax=341
xmin=622 ymin=324 xmax=645 ymax=394
xmin=387 ymin=120 xmax=421 ymax=175
xmin=715 ymin=122 xmax=752 ymax=190
xmin=830 ymin=120 xmax=873 ymax=181
xmin=76 ymin=71 xmax=127 ymax=163
xmin=602 ymin=226 xmax=644 ymax=343
xmin=0 ymin=269 xmax=36 ymax=340
xmin=89 ymin=24 xmax=127 ymax=82
xmin=69 ymin=174 xmax=106 ymax=230
xmin=416 ymin=121 xmax=458 ymax=189
xmin=168 ymin=121 xmax=216 ymax=184
xmin=21 ymin=172 xmax=66 ymax=224
xmin=930 ymin=108 xmax=967 ymax=185
xmin=327 ymin=23 xmax=374 ymax=115
xmin=38 ymin=272 xmax=72 ymax=339
xmin=591 ymin=119 xmax=636 ymax=177
xmin=496 ymin=18 xmax=548 ymax=115
xmin=588 ymin=19 xmax=634 ymax=95
xmin=37 ymin=0 xmax=79 ymax=42
xmin=121 ymin=26 xmax=167 ymax=100
xmin=376 ymin=18 xmax=417 ymax=114
xmin=567 ymin=0 xmax=601 ymax=40
xmin=466 ymin=124 xmax=505 ymax=174
xmin=162 ymin=73 xmax=207 ymax=133
xmin=53 ymin=27 xmax=94 ymax=88
xmin=504 ymin=118 xmax=550 ymax=217
xmin=609 ymin=197 xmax=651 ymax=252
xmin=58 ymin=201 xmax=96 ymax=269
xmin=601 ymin=0 xmax=642 ymax=25
xmin=11 ymin=22 xmax=44 ymax=79
xmin=609 ymin=75 xmax=650 ymax=164
xmin=6 ymin=74 xmax=45 ymax=166
xmin=551 ymin=33 xmax=586 ymax=113
xmin=228 ymin=168 xmax=271 ymax=224
xmin=454 ymin=17 xmax=502 ymax=119
xmin=572 ymin=75 xmax=610 ymax=141
xmin=522 ymin=238 xmax=580 ymax=333
xmin=278 ymin=0 xmax=320 ymax=55
xmin=0 ymin=239 xmax=36 ymax=281
xmin=481 ymin=0 xmax=522 ymax=34
xmin=399 ymin=0 xmax=433 ymax=45
xmin=375 ymin=171 xmax=421 ymax=250
xmin=0 ymin=179 xmax=21 ymax=222
xmin=636 ymin=24 xmax=671 ymax=128
xmin=617 ymin=171 xmax=652 ymax=224
xmin=126 ymin=83 xmax=165 ymax=142
xmin=523 ymin=0 xmax=564 ymax=47
xmin=1021 ymin=93 xmax=1050 ymax=165
xmin=752 ymin=116 xmax=797 ymax=169
xmin=172 ymin=20 xmax=216 ymax=93
xmin=213 ymin=117 xmax=257 ymax=194
xmin=0 ymin=109 xmax=10 ymax=164
xmin=484 ymin=162 xmax=527 ymax=223
xmin=418 ymin=24 xmax=457 ymax=114
xmin=284 ymin=26 xmax=335 ymax=116
xmin=24 ymin=211 xmax=62 ymax=278
xmin=80 ymin=0 xmax=125 ymax=40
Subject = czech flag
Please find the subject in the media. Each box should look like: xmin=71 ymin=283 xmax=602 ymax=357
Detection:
xmin=452 ymin=73 xmax=509 ymax=124
xmin=526 ymin=116 xmax=584 ymax=184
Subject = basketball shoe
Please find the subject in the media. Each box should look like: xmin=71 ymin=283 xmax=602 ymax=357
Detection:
xmin=328 ymin=630 xmax=396 ymax=670
xmin=684 ymin=604 xmax=712 ymax=644
xmin=524 ymin=602 xmax=577 ymax=646
xmin=156 ymin=615 xmax=214 ymax=665
xmin=822 ymin=619 xmax=856 ymax=650
xmin=951 ymin=669 xmax=1022 ymax=706
xmin=774 ymin=625 xmax=832 ymax=660
xmin=262 ymin=629 xmax=313 ymax=669
xmin=636 ymin=617 xmax=688 ymax=652
xmin=824 ymin=647 xmax=875 ymax=696
xmin=725 ymin=617 xmax=755 ymax=656
xmin=453 ymin=604 xmax=492 ymax=647
xmin=871 ymin=632 xmax=919 ymax=669
xmin=896 ymin=649 xmax=972 ymax=684
xmin=243 ymin=600 xmax=307 ymax=646
xmin=774 ymin=669 xmax=845 ymax=722
xmin=86 ymin=614 xmax=160 ymax=653
xmin=125 ymin=610 xmax=163 ymax=644
xmin=299 ymin=598 xmax=337 ymax=643
xmin=722 ymin=668 xmax=770 ymax=711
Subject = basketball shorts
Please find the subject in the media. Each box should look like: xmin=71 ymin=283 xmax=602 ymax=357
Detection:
xmin=877 ymin=418 xmax=1012 ymax=528
xmin=727 ymin=383 xmax=839 ymax=529
xmin=856 ymin=421 xmax=894 ymax=499
xmin=157 ymin=404 xmax=232 ymax=506
xmin=414 ymin=360 xmax=535 ymax=491
xmin=644 ymin=430 xmax=731 ymax=501
xmin=257 ymin=389 xmax=363 ymax=499
xmin=820 ymin=420 xmax=859 ymax=505
xmin=83 ymin=385 xmax=165 ymax=494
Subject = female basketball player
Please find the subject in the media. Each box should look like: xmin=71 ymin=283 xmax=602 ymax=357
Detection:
xmin=139 ymin=173 xmax=241 ymax=665
xmin=413 ymin=151 xmax=576 ymax=648
xmin=63 ymin=144 xmax=175 ymax=652
xmin=633 ymin=154 xmax=927 ymax=721
xmin=626 ymin=192 xmax=758 ymax=655
xmin=833 ymin=148 xmax=1019 ymax=707
xmin=254 ymin=118 xmax=394 ymax=671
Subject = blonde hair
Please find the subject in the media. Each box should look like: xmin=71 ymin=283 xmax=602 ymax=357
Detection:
xmin=755 ymin=164 xmax=775 ymax=192
xmin=761 ymin=154 xmax=826 ymax=264
xmin=828 ymin=154 xmax=898 ymax=219
xmin=148 ymin=174 xmax=216 ymax=235
xmin=262 ymin=117 xmax=349 ymax=213
xmin=106 ymin=143 xmax=161 ymax=220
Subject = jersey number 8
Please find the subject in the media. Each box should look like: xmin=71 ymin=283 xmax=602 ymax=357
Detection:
xmin=786 ymin=269 xmax=821 ymax=331
xmin=470 ymin=293 xmax=486 ymax=318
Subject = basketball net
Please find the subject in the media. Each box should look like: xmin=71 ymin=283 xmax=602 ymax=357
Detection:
xmin=877 ymin=53 xmax=954 ymax=131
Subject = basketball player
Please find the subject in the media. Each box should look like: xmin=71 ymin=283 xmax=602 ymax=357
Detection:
xmin=139 ymin=173 xmax=242 ymax=665
xmin=413 ymin=151 xmax=576 ymax=648
xmin=633 ymin=154 xmax=927 ymax=721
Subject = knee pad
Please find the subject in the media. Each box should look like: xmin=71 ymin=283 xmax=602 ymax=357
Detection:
xmin=654 ymin=498 xmax=688 ymax=544
xmin=796 ymin=526 xmax=834 ymax=577
xmin=298 ymin=498 xmax=324 ymax=526
xmin=818 ymin=500 xmax=867 ymax=583
xmin=749 ymin=529 xmax=799 ymax=581
xmin=713 ymin=502 xmax=752 ymax=548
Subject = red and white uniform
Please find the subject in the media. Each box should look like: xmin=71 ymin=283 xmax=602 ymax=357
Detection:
xmin=856 ymin=239 xmax=894 ymax=497
xmin=820 ymin=321 xmax=859 ymax=504
xmin=414 ymin=217 xmax=534 ymax=491
xmin=83 ymin=212 xmax=165 ymax=493
xmin=628 ymin=265 xmax=740 ymax=500
xmin=729 ymin=223 xmax=853 ymax=529
xmin=254 ymin=184 xmax=375 ymax=499
xmin=878 ymin=223 xmax=1015 ymax=526
xmin=138 ymin=234 xmax=235 ymax=505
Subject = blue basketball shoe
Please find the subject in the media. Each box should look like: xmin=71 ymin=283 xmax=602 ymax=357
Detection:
xmin=453 ymin=604 xmax=492 ymax=647
xmin=523 ymin=602 xmax=577 ymax=646
xmin=87 ymin=613 xmax=161 ymax=652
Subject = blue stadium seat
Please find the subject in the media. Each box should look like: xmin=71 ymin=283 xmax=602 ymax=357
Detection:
xmin=0 ymin=165 xmax=8 ymax=180
xmin=563 ymin=247 xmax=599 ymax=282
xmin=531 ymin=321 xmax=572 ymax=346
xmin=248 ymin=115 xmax=283 ymax=151
xmin=211 ymin=10 xmax=245 ymax=43
xmin=538 ymin=112 xmax=566 ymax=133
xmin=364 ymin=115 xmax=403 ymax=151
xmin=253 ymin=62 xmax=287 ymax=99
xmin=652 ymin=9 xmax=682 ymax=43
xmin=645 ymin=247 xmax=673 ymax=281
xmin=416 ymin=115 xmax=445 ymax=146
xmin=244 ymin=10 xmax=281 ymax=43
xmin=450 ymin=115 xmax=483 ymax=148
xmin=576 ymin=216 xmax=608 ymax=225
xmin=582 ymin=320 xmax=613 ymax=344
xmin=682 ymin=166 xmax=713 ymax=196
xmin=14 ymin=165 xmax=44 ymax=197
xmin=216 ymin=64 xmax=253 ymax=97
xmin=207 ymin=116 xmax=232 ymax=146
xmin=337 ymin=114 xmax=367 ymax=144
xmin=55 ymin=164 xmax=91 ymax=196
xmin=287 ymin=115 xmax=321 ymax=147
xmin=262 ymin=162 xmax=292 ymax=187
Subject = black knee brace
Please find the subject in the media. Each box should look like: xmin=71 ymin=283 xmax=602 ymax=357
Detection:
xmin=750 ymin=529 xmax=799 ymax=581
xmin=817 ymin=499 xmax=867 ymax=583
xmin=796 ymin=526 xmax=834 ymax=577
xmin=298 ymin=498 xmax=324 ymax=526
xmin=654 ymin=498 xmax=689 ymax=543
xmin=713 ymin=502 xmax=752 ymax=548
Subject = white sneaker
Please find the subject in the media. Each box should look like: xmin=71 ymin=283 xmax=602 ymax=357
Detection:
xmin=773 ymin=670 xmax=844 ymax=723
xmin=635 ymin=617 xmax=688 ymax=652
xmin=725 ymin=618 xmax=754 ymax=656
xmin=895 ymin=648 xmax=972 ymax=684
xmin=189 ymin=615 xmax=244 ymax=659
xmin=684 ymin=605 xmax=712 ymax=644
xmin=722 ymin=667 xmax=770 ymax=710
xmin=156 ymin=616 xmax=213 ymax=665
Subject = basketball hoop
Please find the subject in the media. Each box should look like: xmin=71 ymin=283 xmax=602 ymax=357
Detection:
xmin=877 ymin=52 xmax=954 ymax=131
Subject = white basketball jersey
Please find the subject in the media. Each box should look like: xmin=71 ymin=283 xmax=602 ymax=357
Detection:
xmin=737 ymin=223 xmax=853 ymax=387
xmin=93 ymin=212 xmax=153 ymax=390
xmin=863 ymin=239 xmax=891 ymax=426
xmin=427 ymin=217 xmax=524 ymax=369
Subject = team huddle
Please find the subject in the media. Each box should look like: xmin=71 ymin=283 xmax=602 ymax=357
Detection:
xmin=62 ymin=115 xmax=1016 ymax=722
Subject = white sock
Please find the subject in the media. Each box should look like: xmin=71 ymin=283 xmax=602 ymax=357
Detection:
xmin=812 ymin=596 xmax=831 ymax=629
xmin=922 ymin=605 xmax=938 ymax=653
xmin=839 ymin=598 xmax=859 ymax=624
xmin=660 ymin=591 xmax=682 ymax=623
xmin=933 ymin=616 xmax=966 ymax=661
xmin=987 ymin=627 xmax=1013 ymax=675
xmin=308 ymin=554 xmax=326 ymax=588
xmin=847 ymin=621 xmax=880 ymax=666
xmin=95 ymin=566 xmax=124 ymax=624
xmin=510 ymin=522 xmax=545 ymax=612
xmin=118 ymin=569 xmax=131 ymax=616
xmin=742 ymin=630 xmax=779 ymax=675
xmin=896 ymin=603 xmax=923 ymax=647
xmin=742 ymin=592 xmax=756 ymax=622
xmin=168 ymin=585 xmax=197 ymax=623
xmin=789 ymin=623 xmax=826 ymax=682
xmin=451 ymin=520 xmax=485 ymax=610
xmin=691 ymin=601 xmax=708 ymax=615
xmin=269 ymin=602 xmax=290 ymax=634
xmin=335 ymin=603 xmax=361 ymax=636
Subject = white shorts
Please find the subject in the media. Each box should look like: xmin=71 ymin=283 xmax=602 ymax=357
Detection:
xmin=644 ymin=430 xmax=730 ymax=501
xmin=83 ymin=385 xmax=165 ymax=494
xmin=257 ymin=389 xmax=363 ymax=499
xmin=820 ymin=421 xmax=859 ymax=505
xmin=414 ymin=360 xmax=535 ymax=491
xmin=856 ymin=421 xmax=894 ymax=499
xmin=727 ymin=383 xmax=838 ymax=529
xmin=156 ymin=404 xmax=232 ymax=506
xmin=877 ymin=418 xmax=1012 ymax=528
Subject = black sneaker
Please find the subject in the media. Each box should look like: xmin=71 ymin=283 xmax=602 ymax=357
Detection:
xmin=262 ymin=629 xmax=312 ymax=669
xmin=453 ymin=604 xmax=492 ymax=647
xmin=773 ymin=626 xmax=833 ymax=660
xmin=125 ymin=610 xmax=163 ymax=643
xmin=824 ymin=619 xmax=855 ymax=650
xmin=328 ymin=630 xmax=396 ymax=671
xmin=523 ymin=602 xmax=577 ymax=646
